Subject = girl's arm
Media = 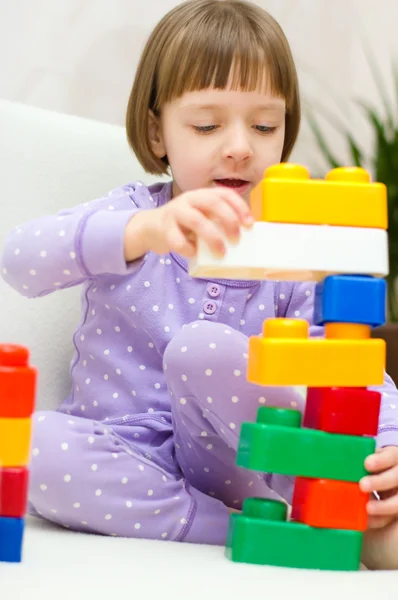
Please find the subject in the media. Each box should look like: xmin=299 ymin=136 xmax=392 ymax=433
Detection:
xmin=1 ymin=184 xmax=150 ymax=299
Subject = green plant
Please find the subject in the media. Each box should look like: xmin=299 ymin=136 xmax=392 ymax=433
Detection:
xmin=305 ymin=57 xmax=398 ymax=322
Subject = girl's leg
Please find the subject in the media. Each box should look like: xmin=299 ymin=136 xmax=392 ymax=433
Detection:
xmin=164 ymin=320 xmax=305 ymax=509
xmin=28 ymin=410 xmax=229 ymax=544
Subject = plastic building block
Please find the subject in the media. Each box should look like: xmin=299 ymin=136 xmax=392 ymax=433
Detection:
xmin=250 ymin=163 xmax=387 ymax=229
xmin=291 ymin=477 xmax=369 ymax=531
xmin=314 ymin=274 xmax=386 ymax=327
xmin=0 ymin=344 xmax=36 ymax=418
xmin=188 ymin=221 xmax=388 ymax=281
xmin=0 ymin=468 xmax=29 ymax=518
xmin=303 ymin=387 xmax=381 ymax=436
xmin=0 ymin=517 xmax=24 ymax=562
xmin=0 ymin=418 xmax=32 ymax=467
xmin=226 ymin=498 xmax=362 ymax=570
xmin=247 ymin=318 xmax=385 ymax=386
xmin=237 ymin=407 xmax=375 ymax=481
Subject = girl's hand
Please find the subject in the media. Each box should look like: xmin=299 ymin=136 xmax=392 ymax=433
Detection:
xmin=145 ymin=187 xmax=254 ymax=258
xmin=360 ymin=446 xmax=398 ymax=529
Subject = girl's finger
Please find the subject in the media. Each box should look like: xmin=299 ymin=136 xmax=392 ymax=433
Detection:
xmin=365 ymin=447 xmax=398 ymax=472
xmin=166 ymin=223 xmax=197 ymax=258
xmin=367 ymin=491 xmax=398 ymax=516
xmin=367 ymin=514 xmax=395 ymax=529
xmin=360 ymin=466 xmax=398 ymax=493
xmin=177 ymin=206 xmax=226 ymax=257
xmin=191 ymin=188 xmax=253 ymax=227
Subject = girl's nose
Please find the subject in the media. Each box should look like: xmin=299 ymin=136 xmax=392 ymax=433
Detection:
xmin=222 ymin=126 xmax=253 ymax=162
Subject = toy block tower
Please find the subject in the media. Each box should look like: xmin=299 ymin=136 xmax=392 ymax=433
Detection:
xmin=190 ymin=163 xmax=388 ymax=570
xmin=0 ymin=344 xmax=37 ymax=562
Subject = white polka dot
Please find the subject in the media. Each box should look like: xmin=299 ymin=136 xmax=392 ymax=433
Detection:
xmin=40 ymin=484 xmax=47 ymax=491
xmin=234 ymin=370 xmax=241 ymax=376
xmin=40 ymin=250 xmax=47 ymax=257
xmin=37 ymin=416 xmax=46 ymax=422
xmin=180 ymin=398 xmax=187 ymax=405
xmin=148 ymin=342 xmax=154 ymax=348
xmin=32 ymin=448 xmax=39 ymax=456
xmin=130 ymin=305 xmax=136 ymax=312
xmin=121 ymin=477 xmax=128 ymax=484
xmin=34 ymin=230 xmax=41 ymax=236
xmin=201 ymin=431 xmax=208 ymax=437
xmin=54 ymin=282 xmax=62 ymax=287
xmin=188 ymin=298 xmax=195 ymax=304
xmin=240 ymin=319 xmax=245 ymax=325
xmin=176 ymin=277 xmax=181 ymax=283
xmin=134 ymin=523 xmax=141 ymax=530
xmin=59 ymin=230 xmax=66 ymax=237
xmin=153 ymin=305 xmax=159 ymax=312
xmin=64 ymin=474 xmax=72 ymax=482
xmin=204 ymin=467 xmax=210 ymax=472
xmin=116 ymin=368 xmax=121 ymax=375
xmin=181 ymin=374 xmax=188 ymax=382
xmin=305 ymin=290 xmax=311 ymax=296
xmin=207 ymin=444 xmax=213 ymax=450
xmin=224 ymin=329 xmax=232 ymax=335
xmin=113 ymin=393 xmax=119 ymax=399
xmin=29 ymin=269 xmax=36 ymax=276
xmin=104 ymin=374 xmax=109 ymax=381
xmin=104 ymin=349 xmax=110 ymax=355
xmin=85 ymin=378 xmax=91 ymax=385
xmin=96 ymin=328 xmax=102 ymax=335
xmin=207 ymin=396 xmax=213 ymax=403
xmin=91 ymin=464 xmax=98 ymax=471
xmin=147 ymin=489 xmax=154 ymax=496
xmin=126 ymin=501 xmax=133 ymax=508
xmin=161 ymin=532 xmax=168 ymax=538
xmin=61 ymin=443 xmax=69 ymax=451
xmin=181 ymin=346 xmax=187 ymax=353
xmin=73 ymin=502 xmax=81 ymax=508
xmin=51 ymin=509 xmax=57 ymax=514
xmin=127 ymin=346 xmax=133 ymax=353
xmin=166 ymin=258 xmax=171 ymax=265
xmin=225 ymin=480 xmax=231 ymax=485
xmin=164 ymin=326 xmax=170 ymax=332
xmin=22 ymin=284 xmax=29 ymax=290
xmin=168 ymin=304 xmax=174 ymax=309
xmin=229 ymin=307 xmax=235 ymax=313
xmin=229 ymin=423 xmax=236 ymax=430
xmin=279 ymin=293 xmax=285 ymax=300
xmin=95 ymin=489 xmax=102 ymax=496
xmin=205 ymin=369 xmax=212 ymax=376
xmin=180 ymin=518 xmax=187 ymax=525
xmin=199 ymin=313 xmax=205 ymax=319
xmin=209 ymin=343 xmax=216 ymax=349
xmin=131 ymin=390 xmax=136 ymax=396
xmin=154 ymin=383 xmax=161 ymax=389
xmin=139 ymin=365 xmax=146 ymax=370
xmin=258 ymin=397 xmax=266 ymax=404
xmin=259 ymin=304 xmax=265 ymax=311
xmin=294 ymin=310 xmax=300 ymax=317
xmin=232 ymin=396 xmax=239 ymax=403
xmin=115 ymin=326 xmax=121 ymax=332
xmin=64 ymin=269 xmax=71 ymax=275
xmin=14 ymin=248 xmax=20 ymax=255
xmin=144 ymin=281 xmax=151 ymax=287
xmin=81 ymin=521 xmax=87 ymax=525
xmin=112 ymin=453 xmax=118 ymax=459
xmin=70 ymin=251 xmax=76 ymax=259
xmin=291 ymin=401 xmax=297 ymax=408
xmin=93 ymin=401 xmax=98 ymax=407
xmin=138 ymin=465 xmax=144 ymax=471
xmin=105 ymin=514 xmax=112 ymax=520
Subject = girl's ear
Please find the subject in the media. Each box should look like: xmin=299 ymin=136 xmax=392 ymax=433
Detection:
xmin=148 ymin=110 xmax=166 ymax=158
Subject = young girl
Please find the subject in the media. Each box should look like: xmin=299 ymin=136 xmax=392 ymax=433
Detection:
xmin=2 ymin=0 xmax=398 ymax=569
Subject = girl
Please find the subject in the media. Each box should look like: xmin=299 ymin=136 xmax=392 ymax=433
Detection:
xmin=2 ymin=0 xmax=398 ymax=569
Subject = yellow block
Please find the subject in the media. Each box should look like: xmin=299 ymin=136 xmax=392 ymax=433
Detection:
xmin=250 ymin=163 xmax=387 ymax=229
xmin=0 ymin=418 xmax=32 ymax=467
xmin=248 ymin=318 xmax=385 ymax=387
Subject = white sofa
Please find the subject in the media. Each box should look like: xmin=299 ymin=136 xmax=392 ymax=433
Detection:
xmin=0 ymin=99 xmax=394 ymax=598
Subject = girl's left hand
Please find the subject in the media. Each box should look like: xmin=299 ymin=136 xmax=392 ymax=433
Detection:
xmin=360 ymin=446 xmax=398 ymax=529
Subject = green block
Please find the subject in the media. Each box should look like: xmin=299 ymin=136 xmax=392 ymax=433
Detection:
xmin=237 ymin=407 xmax=375 ymax=482
xmin=226 ymin=499 xmax=363 ymax=571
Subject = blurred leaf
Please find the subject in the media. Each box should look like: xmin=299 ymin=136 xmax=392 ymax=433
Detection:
xmin=306 ymin=114 xmax=340 ymax=170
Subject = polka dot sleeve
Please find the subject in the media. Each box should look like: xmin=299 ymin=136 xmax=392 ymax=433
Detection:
xmin=1 ymin=184 xmax=150 ymax=298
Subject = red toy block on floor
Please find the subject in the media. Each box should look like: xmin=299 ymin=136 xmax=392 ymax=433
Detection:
xmin=292 ymin=476 xmax=369 ymax=531
xmin=303 ymin=387 xmax=381 ymax=436
xmin=0 ymin=468 xmax=29 ymax=518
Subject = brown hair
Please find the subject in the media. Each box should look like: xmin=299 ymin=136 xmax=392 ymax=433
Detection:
xmin=126 ymin=0 xmax=300 ymax=175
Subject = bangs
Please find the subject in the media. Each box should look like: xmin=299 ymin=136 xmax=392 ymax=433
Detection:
xmin=154 ymin=8 xmax=296 ymax=112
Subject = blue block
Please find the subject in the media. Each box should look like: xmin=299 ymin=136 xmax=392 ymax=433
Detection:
xmin=314 ymin=275 xmax=386 ymax=327
xmin=0 ymin=517 xmax=24 ymax=563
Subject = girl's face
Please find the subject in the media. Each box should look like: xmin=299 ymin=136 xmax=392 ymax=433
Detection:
xmin=149 ymin=75 xmax=286 ymax=203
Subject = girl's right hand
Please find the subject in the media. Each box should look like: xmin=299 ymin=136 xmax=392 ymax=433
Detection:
xmin=140 ymin=187 xmax=254 ymax=259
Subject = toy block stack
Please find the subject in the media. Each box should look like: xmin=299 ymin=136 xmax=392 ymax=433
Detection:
xmin=0 ymin=344 xmax=37 ymax=562
xmin=190 ymin=163 xmax=389 ymax=570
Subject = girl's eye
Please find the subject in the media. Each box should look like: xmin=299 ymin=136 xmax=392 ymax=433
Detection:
xmin=255 ymin=125 xmax=277 ymax=134
xmin=193 ymin=125 xmax=217 ymax=133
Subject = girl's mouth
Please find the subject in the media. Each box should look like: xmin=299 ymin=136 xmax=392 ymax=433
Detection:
xmin=214 ymin=179 xmax=250 ymax=191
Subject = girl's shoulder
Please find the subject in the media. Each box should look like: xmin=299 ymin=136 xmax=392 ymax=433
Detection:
xmin=118 ymin=179 xmax=173 ymax=210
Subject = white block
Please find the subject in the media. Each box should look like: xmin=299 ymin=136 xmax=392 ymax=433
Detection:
xmin=188 ymin=222 xmax=389 ymax=281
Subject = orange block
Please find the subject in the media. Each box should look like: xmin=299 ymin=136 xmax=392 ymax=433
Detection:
xmin=247 ymin=318 xmax=385 ymax=386
xmin=291 ymin=477 xmax=369 ymax=531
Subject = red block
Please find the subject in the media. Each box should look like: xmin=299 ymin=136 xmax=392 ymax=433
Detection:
xmin=0 ymin=468 xmax=29 ymax=518
xmin=0 ymin=344 xmax=37 ymax=418
xmin=303 ymin=387 xmax=381 ymax=436
xmin=292 ymin=476 xmax=369 ymax=531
